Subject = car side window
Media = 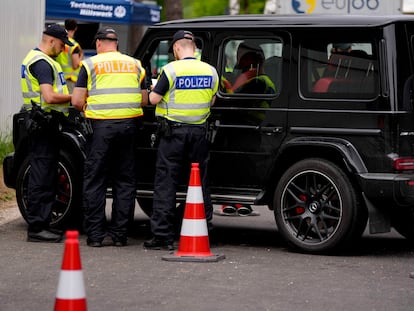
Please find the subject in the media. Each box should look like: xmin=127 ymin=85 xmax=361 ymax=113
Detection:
xmin=148 ymin=39 xmax=203 ymax=78
xmin=301 ymin=41 xmax=379 ymax=100
xmin=149 ymin=40 xmax=170 ymax=77
xmin=220 ymin=38 xmax=282 ymax=96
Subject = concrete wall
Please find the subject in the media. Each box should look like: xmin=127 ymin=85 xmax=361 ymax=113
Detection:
xmin=1 ymin=0 xmax=45 ymax=135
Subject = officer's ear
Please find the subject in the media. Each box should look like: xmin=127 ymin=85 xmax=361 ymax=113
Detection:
xmin=194 ymin=37 xmax=203 ymax=50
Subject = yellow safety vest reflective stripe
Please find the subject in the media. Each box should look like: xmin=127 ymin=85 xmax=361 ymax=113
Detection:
xmin=82 ymin=51 xmax=145 ymax=119
xmin=156 ymin=59 xmax=219 ymax=124
xmin=56 ymin=37 xmax=81 ymax=82
xmin=21 ymin=49 xmax=70 ymax=114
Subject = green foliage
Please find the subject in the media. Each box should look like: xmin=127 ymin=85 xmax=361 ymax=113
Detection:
xmin=156 ymin=0 xmax=267 ymax=21
xmin=0 ymin=132 xmax=13 ymax=164
xmin=186 ymin=0 xmax=266 ymax=18
xmin=184 ymin=0 xmax=228 ymax=18
xmin=242 ymin=0 xmax=266 ymax=14
xmin=0 ymin=132 xmax=14 ymax=203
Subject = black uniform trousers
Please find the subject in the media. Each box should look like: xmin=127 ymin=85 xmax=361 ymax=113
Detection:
xmin=150 ymin=123 xmax=212 ymax=243
xmin=83 ymin=118 xmax=138 ymax=243
xmin=26 ymin=120 xmax=60 ymax=232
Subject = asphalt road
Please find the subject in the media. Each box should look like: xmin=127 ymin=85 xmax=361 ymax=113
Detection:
xmin=1 ymin=203 xmax=414 ymax=311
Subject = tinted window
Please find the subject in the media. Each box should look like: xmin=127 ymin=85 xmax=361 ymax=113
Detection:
xmin=300 ymin=41 xmax=379 ymax=100
xmin=220 ymin=38 xmax=282 ymax=96
xmin=148 ymin=39 xmax=202 ymax=78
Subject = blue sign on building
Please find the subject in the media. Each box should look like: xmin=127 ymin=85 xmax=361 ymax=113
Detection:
xmin=46 ymin=0 xmax=161 ymax=25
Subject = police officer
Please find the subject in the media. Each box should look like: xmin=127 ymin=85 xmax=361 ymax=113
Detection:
xmin=72 ymin=28 xmax=148 ymax=247
xmin=21 ymin=24 xmax=72 ymax=242
xmin=56 ymin=19 xmax=83 ymax=92
xmin=144 ymin=30 xmax=219 ymax=250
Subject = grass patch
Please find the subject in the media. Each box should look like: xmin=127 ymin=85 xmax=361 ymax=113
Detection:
xmin=0 ymin=132 xmax=13 ymax=163
xmin=0 ymin=189 xmax=14 ymax=202
xmin=0 ymin=132 xmax=15 ymax=203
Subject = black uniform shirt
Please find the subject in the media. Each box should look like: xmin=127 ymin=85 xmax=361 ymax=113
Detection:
xmin=29 ymin=49 xmax=54 ymax=85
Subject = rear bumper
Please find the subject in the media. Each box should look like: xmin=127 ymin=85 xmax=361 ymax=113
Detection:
xmin=3 ymin=153 xmax=16 ymax=189
xmin=359 ymin=173 xmax=414 ymax=207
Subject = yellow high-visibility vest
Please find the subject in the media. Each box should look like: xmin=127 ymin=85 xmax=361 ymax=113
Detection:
xmin=56 ymin=37 xmax=82 ymax=82
xmin=81 ymin=51 xmax=145 ymax=120
xmin=21 ymin=49 xmax=70 ymax=114
xmin=156 ymin=59 xmax=218 ymax=124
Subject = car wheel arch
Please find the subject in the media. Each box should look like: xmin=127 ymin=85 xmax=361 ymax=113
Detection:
xmin=264 ymin=137 xmax=367 ymax=207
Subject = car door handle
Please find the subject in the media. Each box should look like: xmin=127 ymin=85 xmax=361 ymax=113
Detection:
xmin=260 ymin=126 xmax=283 ymax=134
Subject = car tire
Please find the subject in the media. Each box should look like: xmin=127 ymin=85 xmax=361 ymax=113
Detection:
xmin=15 ymin=151 xmax=82 ymax=229
xmin=274 ymin=158 xmax=367 ymax=254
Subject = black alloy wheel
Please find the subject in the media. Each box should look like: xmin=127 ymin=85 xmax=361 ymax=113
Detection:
xmin=274 ymin=158 xmax=367 ymax=254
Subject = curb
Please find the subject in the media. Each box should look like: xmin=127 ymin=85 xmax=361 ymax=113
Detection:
xmin=0 ymin=202 xmax=20 ymax=225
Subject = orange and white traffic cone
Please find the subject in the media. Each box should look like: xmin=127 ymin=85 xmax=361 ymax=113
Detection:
xmin=163 ymin=163 xmax=225 ymax=262
xmin=54 ymin=230 xmax=87 ymax=311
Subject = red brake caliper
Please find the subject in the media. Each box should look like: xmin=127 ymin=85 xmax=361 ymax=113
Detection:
xmin=295 ymin=194 xmax=307 ymax=215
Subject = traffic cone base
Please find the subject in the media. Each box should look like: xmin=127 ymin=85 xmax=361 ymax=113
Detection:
xmin=162 ymin=252 xmax=225 ymax=262
xmin=176 ymin=235 xmax=212 ymax=256
xmin=162 ymin=163 xmax=225 ymax=263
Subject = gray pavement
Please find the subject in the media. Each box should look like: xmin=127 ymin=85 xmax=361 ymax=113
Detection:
xmin=1 ymin=204 xmax=414 ymax=311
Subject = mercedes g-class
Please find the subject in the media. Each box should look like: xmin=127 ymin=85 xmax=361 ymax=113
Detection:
xmin=4 ymin=15 xmax=414 ymax=253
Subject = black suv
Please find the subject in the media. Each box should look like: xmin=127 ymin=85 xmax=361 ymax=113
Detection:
xmin=4 ymin=15 xmax=414 ymax=253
